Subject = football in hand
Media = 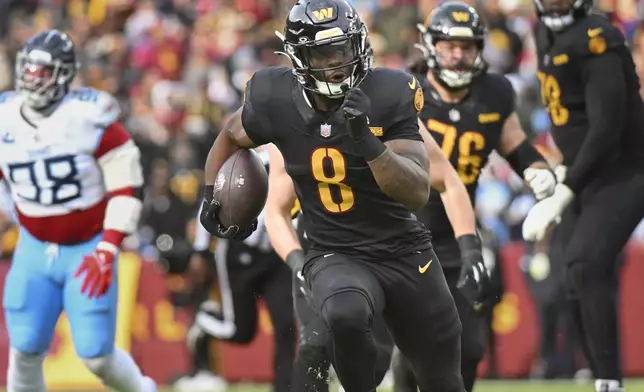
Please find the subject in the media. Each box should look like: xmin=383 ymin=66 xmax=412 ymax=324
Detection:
xmin=213 ymin=149 xmax=269 ymax=230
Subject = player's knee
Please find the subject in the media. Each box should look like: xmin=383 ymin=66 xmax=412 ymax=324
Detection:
xmin=228 ymin=323 xmax=256 ymax=344
xmin=82 ymin=355 xmax=112 ymax=377
xmin=8 ymin=331 xmax=51 ymax=356
xmin=321 ymin=291 xmax=372 ymax=336
xmin=74 ymin=333 xmax=114 ymax=359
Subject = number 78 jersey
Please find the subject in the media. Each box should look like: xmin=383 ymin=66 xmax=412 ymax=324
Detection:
xmin=0 ymin=88 xmax=130 ymax=244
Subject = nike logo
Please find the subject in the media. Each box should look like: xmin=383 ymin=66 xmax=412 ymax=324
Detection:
xmin=588 ymin=27 xmax=603 ymax=37
xmin=408 ymin=77 xmax=417 ymax=90
xmin=418 ymin=260 xmax=433 ymax=274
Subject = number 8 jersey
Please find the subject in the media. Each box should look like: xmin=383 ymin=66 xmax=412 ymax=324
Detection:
xmin=414 ymin=72 xmax=515 ymax=242
xmin=0 ymin=88 xmax=142 ymax=244
xmin=241 ymin=66 xmax=432 ymax=259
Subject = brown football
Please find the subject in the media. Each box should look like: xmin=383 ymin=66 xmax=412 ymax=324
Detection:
xmin=213 ymin=149 xmax=269 ymax=230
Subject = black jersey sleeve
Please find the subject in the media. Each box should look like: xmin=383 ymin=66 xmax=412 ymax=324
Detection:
xmin=241 ymin=70 xmax=274 ymax=146
xmin=496 ymin=74 xmax=517 ymax=122
xmin=563 ymin=22 xmax=627 ymax=193
xmin=382 ymin=73 xmax=424 ymax=143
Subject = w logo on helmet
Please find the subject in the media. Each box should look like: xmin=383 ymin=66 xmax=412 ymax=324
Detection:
xmin=312 ymin=7 xmax=334 ymax=21
xmin=451 ymin=11 xmax=470 ymax=22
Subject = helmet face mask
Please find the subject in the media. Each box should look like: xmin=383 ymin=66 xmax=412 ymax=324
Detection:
xmin=418 ymin=1 xmax=486 ymax=91
xmin=533 ymin=0 xmax=592 ymax=31
xmin=279 ymin=0 xmax=371 ymax=99
xmin=423 ymin=35 xmax=485 ymax=90
xmin=15 ymin=30 xmax=77 ymax=111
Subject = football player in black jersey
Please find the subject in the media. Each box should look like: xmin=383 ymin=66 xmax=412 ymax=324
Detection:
xmin=200 ymin=0 xmax=468 ymax=390
xmin=264 ymin=144 xmax=395 ymax=392
xmin=264 ymin=94 xmax=486 ymax=391
xmin=393 ymin=3 xmax=557 ymax=392
xmin=523 ymin=0 xmax=644 ymax=389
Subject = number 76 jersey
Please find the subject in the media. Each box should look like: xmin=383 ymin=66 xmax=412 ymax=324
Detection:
xmin=414 ymin=72 xmax=515 ymax=240
xmin=0 ymin=88 xmax=129 ymax=244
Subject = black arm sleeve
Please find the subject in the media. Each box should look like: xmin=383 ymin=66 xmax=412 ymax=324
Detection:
xmin=563 ymin=51 xmax=626 ymax=193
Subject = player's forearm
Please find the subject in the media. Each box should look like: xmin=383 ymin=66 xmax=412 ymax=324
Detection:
xmin=265 ymin=211 xmax=302 ymax=261
xmin=565 ymin=55 xmax=625 ymax=193
xmin=205 ymin=130 xmax=242 ymax=185
xmin=439 ymin=177 xmax=477 ymax=238
xmin=368 ymin=149 xmax=431 ymax=211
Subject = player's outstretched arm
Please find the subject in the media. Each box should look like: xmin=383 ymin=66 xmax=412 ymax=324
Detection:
xmin=498 ymin=113 xmax=556 ymax=200
xmin=419 ymin=119 xmax=476 ymax=237
xmin=265 ymin=144 xmax=303 ymax=265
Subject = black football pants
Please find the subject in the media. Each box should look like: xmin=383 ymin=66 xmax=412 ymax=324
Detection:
xmin=197 ymin=239 xmax=296 ymax=392
xmin=554 ymin=169 xmax=644 ymax=382
xmin=392 ymin=240 xmax=485 ymax=392
xmin=291 ymin=277 xmax=393 ymax=392
xmin=302 ymin=247 xmax=464 ymax=392
xmin=291 ymin=222 xmax=393 ymax=392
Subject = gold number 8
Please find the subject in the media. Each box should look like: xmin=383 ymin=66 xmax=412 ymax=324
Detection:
xmin=310 ymin=147 xmax=355 ymax=213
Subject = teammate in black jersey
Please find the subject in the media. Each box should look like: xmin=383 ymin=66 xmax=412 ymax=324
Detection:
xmin=392 ymin=3 xmax=556 ymax=392
xmin=200 ymin=0 xmax=469 ymax=390
xmin=523 ymin=0 xmax=644 ymax=389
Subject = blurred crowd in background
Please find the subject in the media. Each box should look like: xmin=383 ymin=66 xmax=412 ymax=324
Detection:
xmin=0 ymin=0 xmax=644 ymax=382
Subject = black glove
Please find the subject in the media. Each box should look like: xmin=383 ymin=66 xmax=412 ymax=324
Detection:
xmin=340 ymin=86 xmax=386 ymax=161
xmin=199 ymin=185 xmax=257 ymax=241
xmin=286 ymin=249 xmax=312 ymax=302
xmin=340 ymin=86 xmax=371 ymax=127
xmin=456 ymin=234 xmax=489 ymax=309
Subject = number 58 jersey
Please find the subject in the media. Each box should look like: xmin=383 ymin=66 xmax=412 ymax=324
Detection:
xmin=0 ymin=88 xmax=139 ymax=245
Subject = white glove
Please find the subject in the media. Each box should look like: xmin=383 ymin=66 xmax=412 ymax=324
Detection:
xmin=554 ymin=165 xmax=567 ymax=183
xmin=522 ymin=183 xmax=574 ymax=241
xmin=523 ymin=167 xmax=557 ymax=200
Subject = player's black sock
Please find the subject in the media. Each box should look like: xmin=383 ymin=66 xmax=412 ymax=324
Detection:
xmin=273 ymin=322 xmax=296 ymax=392
xmin=193 ymin=331 xmax=212 ymax=373
xmin=570 ymin=283 xmax=621 ymax=380
xmin=292 ymin=345 xmax=331 ymax=392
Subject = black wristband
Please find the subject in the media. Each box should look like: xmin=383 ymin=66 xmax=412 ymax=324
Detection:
xmin=505 ymin=139 xmax=547 ymax=175
xmin=204 ymin=185 xmax=215 ymax=203
xmin=456 ymin=234 xmax=481 ymax=255
xmin=347 ymin=117 xmax=387 ymax=162
xmin=285 ymin=249 xmax=305 ymax=271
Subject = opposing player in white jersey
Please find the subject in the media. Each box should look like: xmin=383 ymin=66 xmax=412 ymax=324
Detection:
xmin=0 ymin=30 xmax=156 ymax=392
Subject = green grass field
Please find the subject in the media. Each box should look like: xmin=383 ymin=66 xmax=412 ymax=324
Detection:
xmin=22 ymin=379 xmax=644 ymax=392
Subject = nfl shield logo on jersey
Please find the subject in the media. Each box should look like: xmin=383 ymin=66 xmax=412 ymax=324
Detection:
xmin=320 ymin=123 xmax=332 ymax=138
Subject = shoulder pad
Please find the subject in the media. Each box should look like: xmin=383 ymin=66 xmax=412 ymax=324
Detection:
xmin=570 ymin=15 xmax=626 ymax=57
xmin=475 ymin=73 xmax=516 ymax=119
xmin=367 ymin=68 xmax=424 ymax=112
xmin=245 ymin=67 xmax=291 ymax=107
xmin=67 ymin=88 xmax=121 ymax=127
